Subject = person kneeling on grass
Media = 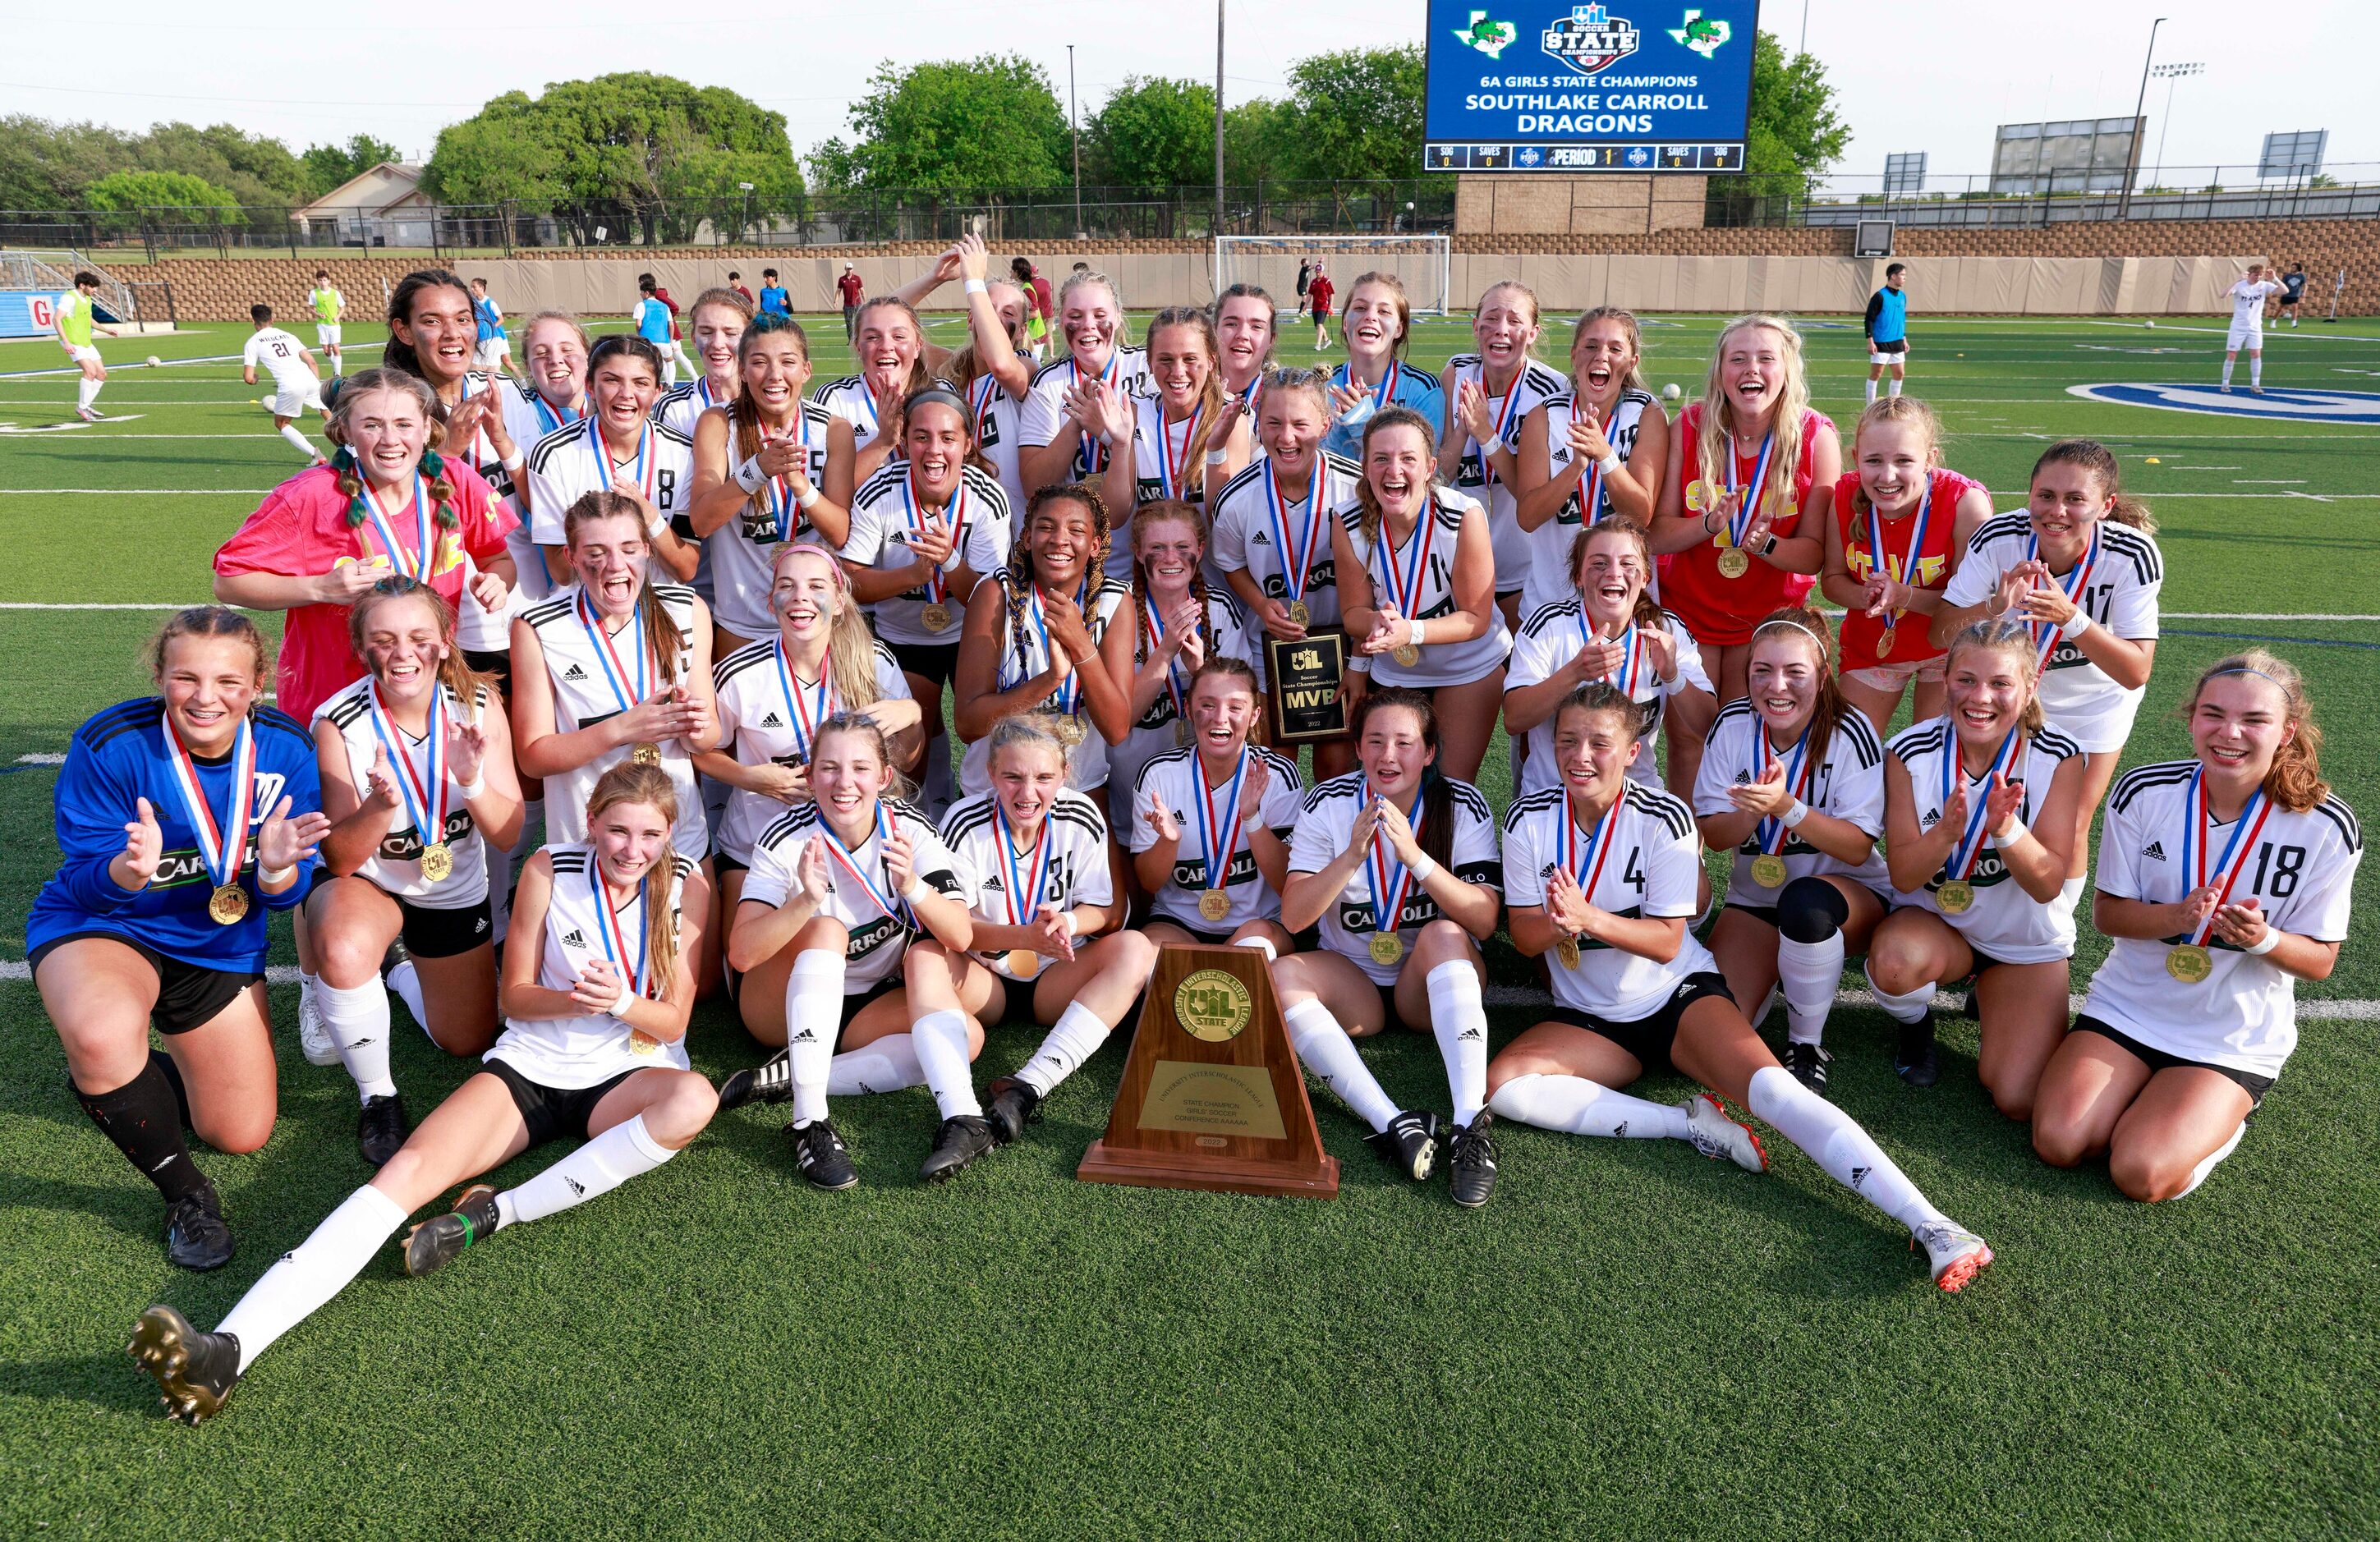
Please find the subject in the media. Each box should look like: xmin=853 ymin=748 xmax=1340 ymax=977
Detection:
xmin=127 ymin=763 xmax=716 ymax=1425
xmin=714 ymin=714 xmax=986 ymax=1185
xmin=1486 ymin=682 xmax=1996 ymax=1292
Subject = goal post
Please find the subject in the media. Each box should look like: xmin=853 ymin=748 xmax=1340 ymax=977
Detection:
xmin=1213 ymin=234 xmax=1454 ymax=318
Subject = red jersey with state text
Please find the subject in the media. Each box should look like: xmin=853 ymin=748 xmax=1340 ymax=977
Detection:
xmin=1831 ymin=466 xmax=1978 ymax=671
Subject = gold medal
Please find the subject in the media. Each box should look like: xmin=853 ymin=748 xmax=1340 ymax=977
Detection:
xmin=628 ymin=1030 xmax=660 ymax=1056
xmin=1391 ymin=643 xmax=1421 ymax=668
xmin=2166 ymin=943 xmax=2214 ymax=984
xmin=921 ymin=603 xmax=952 ymax=634
xmin=631 ymin=741 xmax=662 ymax=767
xmin=419 ymin=841 xmax=453 ymax=882
xmin=1750 ymin=853 xmax=1788 ymax=891
xmin=1684 ymin=480 xmax=1710 ymax=513
xmin=1716 ymin=546 xmax=1751 ymax=580
xmin=1555 ymin=938 xmax=1581 ymax=971
xmin=1004 ymin=948 xmax=1041 ymax=979
xmin=1875 ymin=624 xmax=1896 ymax=659
xmin=1198 ymin=888 xmax=1232 ymax=922
xmin=1937 ymin=879 xmax=1974 ymax=915
xmin=207 ymin=883 xmax=249 ymax=925
xmin=1287 ymin=599 xmax=1310 ymax=627
xmin=1368 ymin=931 xmax=1404 ymax=966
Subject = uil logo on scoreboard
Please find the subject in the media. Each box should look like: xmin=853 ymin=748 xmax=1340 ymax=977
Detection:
xmin=1542 ymin=3 xmax=1640 ymax=76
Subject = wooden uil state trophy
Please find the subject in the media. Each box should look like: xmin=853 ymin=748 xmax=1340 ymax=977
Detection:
xmin=1077 ymin=943 xmax=1339 ymax=1199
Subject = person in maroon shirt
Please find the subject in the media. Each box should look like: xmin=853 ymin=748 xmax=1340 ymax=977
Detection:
xmin=838 ymin=264 xmax=865 ymax=342
xmin=1307 ymin=262 xmax=1336 ymax=351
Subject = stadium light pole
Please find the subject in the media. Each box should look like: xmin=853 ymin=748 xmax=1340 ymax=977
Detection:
xmin=2148 ymin=62 xmax=2203 ymax=192
xmin=1069 ymin=45 xmax=1083 ymax=240
xmin=2120 ymin=16 xmax=2166 ymax=219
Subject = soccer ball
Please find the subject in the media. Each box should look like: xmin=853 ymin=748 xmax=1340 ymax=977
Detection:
xmin=2144 ymin=320 xmax=2156 ymax=328
xmin=146 ymin=355 xmax=163 ymax=367
xmin=1661 ymin=383 xmax=1681 ymax=402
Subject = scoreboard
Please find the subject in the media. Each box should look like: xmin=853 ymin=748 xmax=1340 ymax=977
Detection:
xmin=1422 ymin=0 xmax=1760 ymax=172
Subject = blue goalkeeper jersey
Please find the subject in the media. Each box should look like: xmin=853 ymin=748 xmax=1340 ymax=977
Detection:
xmin=28 ymin=698 xmax=320 ymax=971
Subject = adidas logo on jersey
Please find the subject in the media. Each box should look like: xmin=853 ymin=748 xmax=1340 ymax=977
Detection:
xmin=562 ymin=929 xmax=586 ymax=948
xmin=1249 ymin=530 xmax=1271 ymax=545
xmin=760 ymin=712 xmax=785 ymax=728
xmin=563 ymin=664 xmax=589 ymax=682
xmin=982 ymin=874 xmax=1004 ymax=892
xmin=2143 ymin=841 xmax=2167 ymax=860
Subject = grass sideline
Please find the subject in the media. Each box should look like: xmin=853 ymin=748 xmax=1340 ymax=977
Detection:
xmin=2 ymin=312 xmax=2376 ymax=1538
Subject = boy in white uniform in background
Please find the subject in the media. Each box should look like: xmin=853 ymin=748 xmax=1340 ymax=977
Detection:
xmin=241 ymin=303 xmax=326 ymax=465
xmin=2221 ymin=264 xmax=2281 ymax=395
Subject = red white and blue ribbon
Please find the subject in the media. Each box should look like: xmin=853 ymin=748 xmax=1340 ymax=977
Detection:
xmin=772 ymin=640 xmax=834 ymax=760
xmin=760 ymin=415 xmax=816 ymax=540
xmin=1753 ymin=723 xmax=1817 ymax=859
xmin=588 ymin=865 xmax=652 ymax=1004
xmin=361 ymin=474 xmax=434 ymax=580
xmin=900 ymin=470 xmax=970 ymax=607
xmin=593 ymin=420 xmax=656 ymax=503
xmin=1480 ymin=362 xmax=1528 ymax=486
xmin=994 ymin=802 xmax=1053 ymax=929
xmin=1192 ymin=747 xmax=1249 ymax=893
xmin=1364 ymin=781 xmax=1428 ymax=945
xmin=1073 ymin=349 xmax=1121 ymax=472
xmin=1369 ymin=501 xmax=1438 ymax=634
xmin=1263 ymin=457 xmax=1330 ymax=613
xmin=818 ymin=804 xmax=911 ymax=925
xmin=1938 ymin=717 xmax=2024 ymax=887
xmin=1868 ymin=471 xmax=1934 ymax=644
xmin=2180 ymin=768 xmax=2274 ymax=948
xmin=1154 ymin=402 xmax=1201 ymax=500
xmin=1024 ymin=582 xmax=1087 ymax=714
xmin=531 ymin=389 xmax=586 ymax=437
xmin=2022 ymin=525 xmax=2100 ymax=670
xmin=1558 ymin=785 xmax=1623 ymax=911
xmin=1139 ymin=595 xmax=1192 ymax=722
xmin=160 ymin=712 xmax=256 ymax=896
xmin=576 ymin=592 xmax=649 ymax=714
xmin=1724 ymin=431 xmax=1776 ymax=552
xmin=365 ymin=681 xmax=448 ymax=852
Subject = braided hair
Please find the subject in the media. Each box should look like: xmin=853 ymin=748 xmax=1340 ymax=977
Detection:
xmin=326 ymin=367 xmax=459 ymax=533
xmin=1126 ymin=499 xmax=1213 ymax=668
xmin=999 ymin=483 xmax=1112 ymax=700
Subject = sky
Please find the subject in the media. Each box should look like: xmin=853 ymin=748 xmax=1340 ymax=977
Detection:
xmin=3 ymin=0 xmax=2369 ymax=190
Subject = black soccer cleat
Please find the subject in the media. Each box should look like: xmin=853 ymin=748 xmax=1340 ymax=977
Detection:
xmin=920 ymin=1114 xmax=997 ymax=1182
xmin=788 ymin=1118 xmax=859 ymax=1191
xmin=984 ymin=1076 xmax=1044 ymax=1145
xmin=127 ymin=1306 xmax=241 ymax=1425
xmin=1895 ymin=1011 xmax=1941 ymax=1089
xmin=403 ymin=1183 xmax=500 ymax=1278
xmin=358 ymin=1093 xmax=410 ymax=1168
xmin=1782 ymin=1041 xmax=1831 ymax=1094
xmin=1446 ymin=1111 xmax=1499 ymax=1209
xmin=164 ymin=1183 xmax=234 ymax=1273
xmin=718 ymin=1052 xmax=793 ymax=1112
xmin=1364 ymin=1109 xmax=1437 ymax=1182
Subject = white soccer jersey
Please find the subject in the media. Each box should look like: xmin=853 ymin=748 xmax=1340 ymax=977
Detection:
xmin=654 ymin=376 xmax=736 ymax=440
xmin=2084 ymin=763 xmax=2361 ymax=1078
xmin=242 ymin=328 xmax=315 ymax=394
xmin=1288 ymin=772 xmax=1501 ymax=987
xmin=958 ymin=571 xmax=1131 ymax=796
xmin=1524 ymin=388 xmax=1657 ymax=619
xmin=812 ymin=373 xmax=956 ymax=449
xmin=1109 ymin=391 xmax=1224 ymax=581
xmin=314 ymin=677 xmax=493 ymax=906
xmin=523 ymin=416 xmax=696 ymax=550
xmin=1443 ymin=353 xmax=1569 ymax=595
xmin=519 ymin=581 xmax=709 ymax=859
xmin=1939 ymin=513 xmax=2163 ymax=753
xmin=742 ymin=796 xmax=972 ymax=991
xmin=940 ymin=789 xmax=1113 ymax=982
xmin=1338 ymin=488 xmax=1513 ymax=689
xmin=1886 ymin=717 xmax=2084 ymax=964
xmin=964 ymin=365 xmax=1031 ymax=513
xmin=1018 ymin=347 xmax=1154 ymax=481
xmin=1105 ymin=585 xmax=1263 ymax=819
xmin=1507 ymin=601 xmax=1710 ymax=796
xmin=1693 ymin=700 xmax=1890 ymax=907
xmin=840 ymin=461 xmax=1013 ymax=649
xmin=710 ymin=636 xmax=912 ymax=865
xmin=489 ymin=383 xmax=586 ymax=620
xmin=1505 ymin=781 xmax=1715 ymax=1021
xmin=1131 ymin=745 xmax=1303 ymax=934
xmin=705 ymin=401 xmax=841 ymax=643
xmin=486 ymin=845 xmax=698 ymax=1090
xmin=1209 ymin=452 xmax=1360 ymax=634
xmin=2228 ymin=279 xmax=2281 ymax=330
xmin=444 ymin=371 xmax=526 ymax=654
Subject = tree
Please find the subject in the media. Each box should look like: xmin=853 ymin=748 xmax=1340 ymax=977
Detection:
xmin=1222 ymin=99 xmax=1295 ymax=187
xmin=1086 ymin=76 xmax=1214 ymax=190
xmin=84 ymin=168 xmax=238 ymax=211
xmin=0 ymin=116 xmax=132 ymax=208
xmin=830 ymin=56 xmax=1071 ymax=192
xmin=131 ymin=122 xmax=310 ymax=206
xmin=301 ymin=134 xmax=402 ymax=199
xmin=1743 ymin=32 xmax=1848 ymax=188
xmin=1276 ymin=47 xmax=1429 ymax=184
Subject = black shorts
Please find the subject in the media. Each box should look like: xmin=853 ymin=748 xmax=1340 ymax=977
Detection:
xmin=1312 ymin=305 xmax=1333 ymax=322
xmin=840 ymin=975 xmax=903 ymax=1029
xmin=2279 ymin=293 xmax=2300 ymax=307
xmin=886 ymin=640 xmax=959 ymax=690
xmin=1538 ymin=971 xmax=1734 ymax=1076
xmin=30 ymin=930 xmax=261 ymax=1037
xmin=1869 ymin=338 xmax=1908 ymax=356
xmin=714 ymin=851 xmax=749 ymax=880
xmin=2071 ymin=1016 xmax=2276 ymax=1108
xmin=399 ymin=895 xmax=494 ymax=959
xmin=485 ymin=1059 xmax=641 ymax=1147
xmin=462 ymin=647 xmax=516 ymax=704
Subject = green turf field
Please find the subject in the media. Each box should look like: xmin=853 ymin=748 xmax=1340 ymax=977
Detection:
xmin=2 ymin=310 xmax=2375 ymax=1538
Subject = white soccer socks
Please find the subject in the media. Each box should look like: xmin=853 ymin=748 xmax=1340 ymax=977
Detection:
xmin=1864 ymin=377 xmax=1879 ymax=406
xmin=217 ymin=1185 xmax=407 ymax=1373
xmin=828 ymin=1036 xmax=926 ymax=1095
xmin=1487 ymin=1072 xmax=1691 ymax=1140
xmin=385 ymin=958 xmax=429 ymax=1036
xmin=1015 ymin=1001 xmax=1114 ymax=1098
xmin=1427 ymin=962 xmax=1489 ymax=1126
xmin=1746 ymin=1066 xmax=1946 ymax=1235
xmin=497 ymin=1113 xmax=675 ymax=1228
xmin=1887 ymin=375 xmax=1904 ymax=397
xmin=78 ymin=377 xmax=101 ymax=411
xmin=316 ymin=977 xmax=397 ymax=1102
xmin=278 ymin=424 xmax=316 ymax=460
xmin=1863 ymin=964 xmax=1935 ymax=1026
xmin=2174 ymin=1121 xmax=2247 ymax=1200
xmin=783 ymin=949 xmax=844 ymax=1126
xmin=911 ymin=1010 xmax=981 ymax=1119
xmin=1777 ymin=930 xmax=1845 ymax=1047
xmin=1282 ymin=998 xmax=1398 ymax=1134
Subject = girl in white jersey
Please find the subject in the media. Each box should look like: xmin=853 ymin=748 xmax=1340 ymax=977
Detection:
xmin=715 ymin=714 xmax=981 ymax=1187
xmin=1211 ymin=282 xmax=1277 ymax=431
xmin=1505 ymin=519 xmax=1711 ymax=801
xmin=1512 ymin=306 xmax=1670 ymax=623
xmin=521 ymin=336 xmax=700 ymax=588
xmin=1018 ymin=269 xmax=1152 ymax=493
xmin=815 ymin=296 xmax=951 ymax=484
xmin=1211 ymin=369 xmax=1367 ymax=782
xmin=1935 ymin=438 xmax=2162 ymax=890
xmin=1099 ymin=500 xmax=1261 ymax=833
xmin=1091 ymin=306 xmax=1253 ymax=577
xmin=1437 ymin=280 xmax=1568 ymax=631
xmin=1867 ymin=619 xmax=2086 ymax=1113
xmin=1333 ymin=406 xmax=1510 ymax=782
xmin=130 ymin=763 xmax=717 ymax=1425
xmin=1275 ymin=689 xmax=1505 ymax=1206
xmin=685 ymin=315 xmax=855 ymax=654
xmin=917 ymin=236 xmax=1038 ymax=513
xmin=1134 ymin=658 xmax=1303 ymax=953
xmin=2037 ymin=651 xmax=2358 ymax=1200
xmin=953 ymin=484 xmax=1133 ymax=801
xmin=696 ymin=543 xmax=920 ymax=924
xmin=489 ymin=310 xmax=591 ymax=624
xmin=1690 ymin=609 xmax=1890 ymax=1092
xmin=923 ymin=713 xmax=1156 ymax=1153
xmin=1487 ymin=681 xmax=1995 ymax=1290
xmin=310 ymin=581 xmax=524 ymax=1163
xmin=654 ymin=287 xmax=749 ymax=439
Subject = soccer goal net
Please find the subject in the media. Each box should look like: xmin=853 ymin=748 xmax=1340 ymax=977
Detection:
xmin=1214 ymin=235 xmax=1454 ymax=318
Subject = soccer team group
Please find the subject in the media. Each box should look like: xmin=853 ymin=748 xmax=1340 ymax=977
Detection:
xmin=29 ymin=241 xmax=2358 ymax=1425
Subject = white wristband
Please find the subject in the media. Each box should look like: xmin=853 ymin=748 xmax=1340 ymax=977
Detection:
xmin=2244 ymin=927 xmax=2282 ymax=956
xmin=1406 ymin=851 xmax=1440 ymax=884
xmin=502 ymin=451 xmax=526 ymax=474
xmin=902 ymin=874 xmax=929 ymax=901
xmin=1409 ymin=618 xmax=1427 ymax=646
xmin=1992 ymin=815 xmax=2027 ymax=846
xmin=1596 ymin=450 xmax=1622 ymax=475
xmin=2060 ymin=609 xmax=2094 ymax=643
xmin=797 ymin=483 xmax=822 ymax=511
xmin=609 ymin=975 xmax=636 ymax=1017
xmin=457 ymin=773 xmax=487 ymax=800
xmin=260 ymin=864 xmax=296 ymax=887
xmin=1780 ymin=798 xmax=1810 ymax=829
xmin=1060 ymin=910 xmax=1079 ymax=938
xmin=1205 ymin=450 xmax=1229 ymax=466
xmin=734 ymin=456 xmax=765 ymax=494
xmin=963 ymin=278 xmax=988 ymax=295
